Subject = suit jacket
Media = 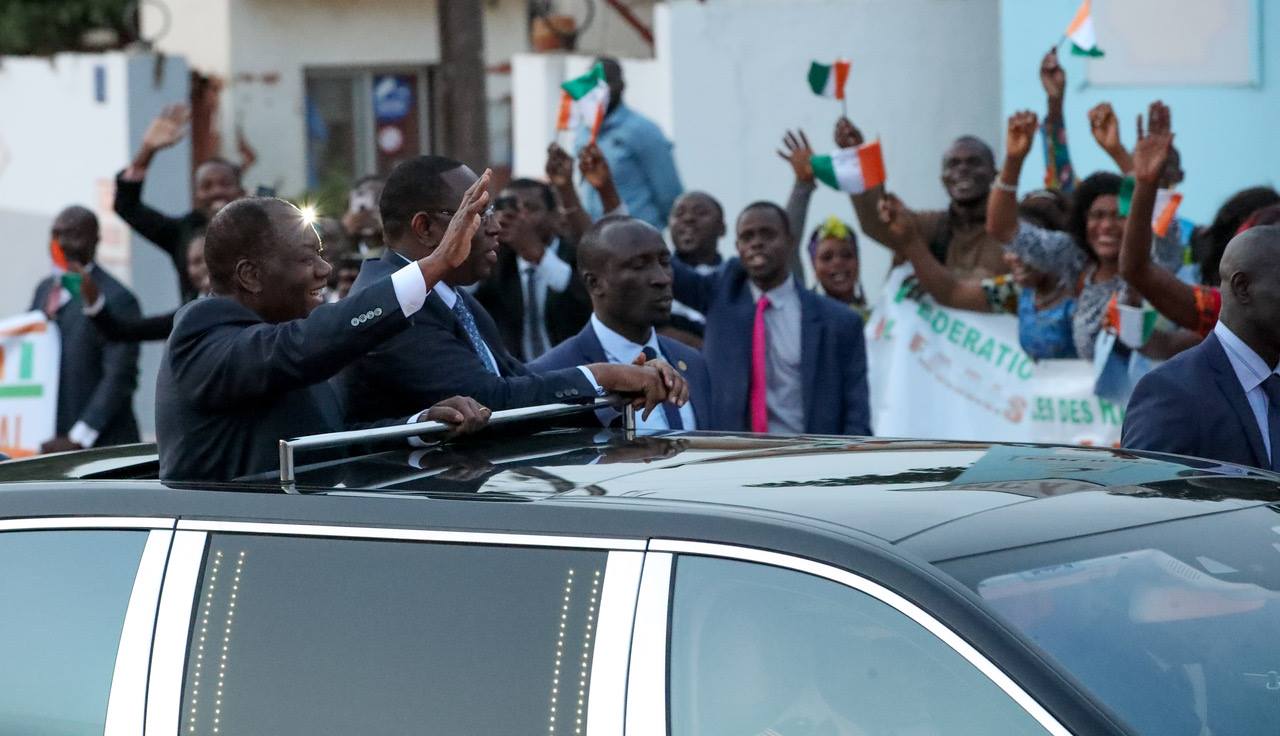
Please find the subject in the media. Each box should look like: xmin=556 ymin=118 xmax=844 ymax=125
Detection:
xmin=30 ymin=267 xmax=141 ymax=446
xmin=113 ymin=171 xmax=207 ymax=302
xmin=528 ymin=321 xmax=714 ymax=430
xmin=340 ymin=253 xmax=597 ymax=423
xmin=156 ymin=278 xmax=410 ymax=482
xmin=91 ymin=303 xmax=175 ymax=342
xmin=671 ymin=256 xmax=871 ymax=436
xmin=1123 ymin=333 xmax=1271 ymax=468
xmin=473 ymin=239 xmax=592 ymax=360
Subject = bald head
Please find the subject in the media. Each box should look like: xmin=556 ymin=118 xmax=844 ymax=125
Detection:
xmin=1219 ymin=225 xmax=1280 ymax=362
xmin=579 ymin=216 xmax=660 ymax=273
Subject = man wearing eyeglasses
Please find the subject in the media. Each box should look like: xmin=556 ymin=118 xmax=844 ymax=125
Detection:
xmin=474 ymin=179 xmax=592 ymax=362
xmin=341 ymin=155 xmax=689 ymax=424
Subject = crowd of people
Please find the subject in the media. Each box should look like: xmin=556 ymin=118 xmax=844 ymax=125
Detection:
xmin=29 ymin=52 xmax=1280 ymax=478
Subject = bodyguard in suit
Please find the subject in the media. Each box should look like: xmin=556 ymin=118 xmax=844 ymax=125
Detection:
xmin=155 ymin=189 xmax=493 ymax=483
xmin=342 ymin=155 xmax=688 ymax=423
xmin=530 ymin=216 xmax=712 ymax=430
xmin=671 ymin=201 xmax=871 ymax=436
xmin=474 ymin=178 xmax=591 ymax=361
xmin=32 ymin=206 xmax=141 ymax=453
xmin=1124 ymin=226 xmax=1280 ymax=469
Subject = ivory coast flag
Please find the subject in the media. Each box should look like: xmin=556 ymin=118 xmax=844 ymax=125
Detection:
xmin=1153 ymin=189 xmax=1184 ymax=238
xmin=1065 ymin=0 xmax=1104 ymax=57
xmin=811 ymin=141 xmax=886 ymax=194
xmin=560 ymin=63 xmax=610 ymax=142
xmin=807 ymin=59 xmax=851 ymax=100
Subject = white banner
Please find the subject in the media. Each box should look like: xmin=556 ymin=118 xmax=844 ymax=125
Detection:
xmin=866 ymin=266 xmax=1123 ymax=447
xmin=0 ymin=311 xmax=61 ymax=458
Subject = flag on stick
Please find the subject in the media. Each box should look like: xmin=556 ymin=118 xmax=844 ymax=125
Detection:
xmin=811 ymin=141 xmax=886 ymax=194
xmin=560 ymin=63 xmax=610 ymax=143
xmin=807 ymin=59 xmax=851 ymax=100
xmin=1065 ymin=0 xmax=1104 ymax=57
xmin=1153 ymin=189 xmax=1184 ymax=238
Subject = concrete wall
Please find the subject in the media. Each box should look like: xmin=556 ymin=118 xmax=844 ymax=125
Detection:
xmin=0 ymin=52 xmax=191 ymax=439
xmin=1001 ymin=0 xmax=1277 ymax=224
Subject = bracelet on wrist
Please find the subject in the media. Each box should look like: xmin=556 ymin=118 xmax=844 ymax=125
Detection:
xmin=993 ymin=180 xmax=1019 ymax=193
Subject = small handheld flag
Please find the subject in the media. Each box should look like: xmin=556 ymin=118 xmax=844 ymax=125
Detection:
xmin=807 ymin=60 xmax=851 ymax=100
xmin=811 ymin=141 xmax=885 ymax=194
xmin=1064 ymin=0 xmax=1104 ymax=57
xmin=1153 ymin=190 xmax=1184 ymax=238
xmin=560 ymin=63 xmax=610 ymax=143
xmin=49 ymin=239 xmax=69 ymax=272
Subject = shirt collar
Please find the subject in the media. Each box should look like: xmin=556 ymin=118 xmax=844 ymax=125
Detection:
xmin=590 ymin=314 xmax=659 ymax=363
xmin=1215 ymin=321 xmax=1279 ymax=391
xmin=748 ymin=274 xmax=797 ymax=306
xmin=391 ymin=248 xmax=460 ymax=308
xmin=517 ymin=238 xmax=560 ymax=272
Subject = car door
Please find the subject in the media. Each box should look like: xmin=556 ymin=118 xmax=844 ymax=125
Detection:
xmin=144 ymin=520 xmax=645 ymax=736
xmin=626 ymin=540 xmax=1075 ymax=736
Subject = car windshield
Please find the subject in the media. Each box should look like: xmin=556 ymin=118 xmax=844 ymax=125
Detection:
xmin=938 ymin=502 xmax=1280 ymax=736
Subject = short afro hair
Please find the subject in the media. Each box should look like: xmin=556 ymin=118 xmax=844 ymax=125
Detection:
xmin=738 ymin=200 xmax=791 ymax=234
xmin=204 ymin=197 xmax=280 ymax=292
xmin=379 ymin=155 xmax=468 ymax=239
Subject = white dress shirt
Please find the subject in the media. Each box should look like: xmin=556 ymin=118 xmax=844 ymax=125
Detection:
xmin=748 ymin=275 xmax=805 ymax=434
xmin=590 ymin=314 xmax=696 ymax=431
xmin=517 ymin=240 xmax=573 ymax=360
xmin=1214 ymin=321 xmax=1280 ymax=459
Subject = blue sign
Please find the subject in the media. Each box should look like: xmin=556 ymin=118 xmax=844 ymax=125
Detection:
xmin=373 ymin=75 xmax=413 ymax=122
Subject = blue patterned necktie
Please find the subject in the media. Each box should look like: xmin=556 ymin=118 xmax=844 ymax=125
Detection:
xmin=452 ymin=296 xmax=499 ymax=375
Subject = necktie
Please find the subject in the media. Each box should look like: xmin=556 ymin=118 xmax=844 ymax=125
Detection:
xmin=750 ymin=294 xmax=772 ymax=433
xmin=44 ymin=281 xmax=63 ymax=318
xmin=524 ymin=265 xmax=547 ymax=360
xmin=1261 ymin=373 xmax=1280 ymax=471
xmin=451 ymin=297 xmax=499 ymax=375
xmin=642 ymin=346 xmax=683 ymax=430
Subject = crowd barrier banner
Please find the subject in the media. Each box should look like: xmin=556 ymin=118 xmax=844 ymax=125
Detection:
xmin=0 ymin=311 xmax=61 ymax=458
xmin=866 ymin=266 xmax=1123 ymax=447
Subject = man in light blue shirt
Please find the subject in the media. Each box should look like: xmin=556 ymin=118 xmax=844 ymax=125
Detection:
xmin=575 ymin=57 xmax=683 ymax=229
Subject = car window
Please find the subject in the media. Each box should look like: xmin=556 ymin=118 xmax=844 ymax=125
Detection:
xmin=179 ymin=533 xmax=608 ymax=735
xmin=668 ymin=555 xmax=1052 ymax=736
xmin=0 ymin=530 xmax=149 ymax=734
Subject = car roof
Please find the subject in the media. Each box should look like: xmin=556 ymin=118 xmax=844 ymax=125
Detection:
xmin=3 ymin=423 xmax=1277 ymax=563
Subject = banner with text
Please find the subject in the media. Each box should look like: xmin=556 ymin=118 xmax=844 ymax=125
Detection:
xmin=0 ymin=311 xmax=61 ymax=458
xmin=866 ymin=266 xmax=1122 ymax=446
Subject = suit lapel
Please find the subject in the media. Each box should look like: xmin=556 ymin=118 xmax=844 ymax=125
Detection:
xmin=1204 ymin=334 xmax=1270 ymax=467
xmin=798 ymin=288 xmax=823 ymax=434
xmin=573 ymin=323 xmax=608 ymax=365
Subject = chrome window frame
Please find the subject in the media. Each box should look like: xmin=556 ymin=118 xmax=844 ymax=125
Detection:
xmin=631 ymin=539 xmax=1074 ymax=736
xmin=146 ymin=520 xmax=647 ymax=736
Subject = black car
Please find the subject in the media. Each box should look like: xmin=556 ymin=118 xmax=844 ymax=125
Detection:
xmin=1 ymin=401 xmax=1278 ymax=736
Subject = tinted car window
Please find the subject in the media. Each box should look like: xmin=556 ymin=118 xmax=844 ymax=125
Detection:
xmin=940 ymin=503 xmax=1280 ymax=736
xmin=180 ymin=533 xmax=607 ymax=735
xmin=669 ymin=555 xmax=1051 ymax=736
xmin=0 ymin=530 xmax=148 ymax=734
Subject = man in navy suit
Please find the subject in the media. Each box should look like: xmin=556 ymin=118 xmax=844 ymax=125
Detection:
xmin=1124 ymin=226 xmax=1280 ymax=469
xmin=341 ymin=155 xmax=687 ymax=424
xmin=530 ymin=216 xmax=713 ymax=430
xmin=155 ymin=191 xmax=492 ymax=483
xmin=671 ymin=201 xmax=871 ymax=436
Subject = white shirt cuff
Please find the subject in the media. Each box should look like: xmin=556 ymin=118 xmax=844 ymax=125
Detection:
xmin=68 ymin=421 xmax=99 ymax=448
xmin=578 ymin=365 xmax=607 ymax=397
xmin=391 ymin=262 xmax=429 ymax=317
xmin=82 ymin=294 xmax=106 ymax=316
xmin=538 ymin=247 xmax=574 ymax=292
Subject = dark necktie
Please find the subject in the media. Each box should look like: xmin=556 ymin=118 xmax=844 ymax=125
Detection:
xmin=1261 ymin=373 xmax=1280 ymax=471
xmin=451 ymin=297 xmax=499 ymax=376
xmin=642 ymin=346 xmax=683 ymax=430
xmin=524 ymin=265 xmax=547 ymax=360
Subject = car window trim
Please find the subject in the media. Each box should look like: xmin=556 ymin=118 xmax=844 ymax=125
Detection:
xmin=104 ymin=528 xmax=174 ymax=736
xmin=0 ymin=515 xmax=174 ymax=531
xmin=625 ymin=551 xmax=673 ymax=736
xmin=640 ymin=539 xmax=1073 ymax=736
xmin=175 ymin=519 xmax=646 ymax=550
xmin=146 ymin=530 xmax=208 ymax=736
xmin=586 ymin=550 xmax=643 ymax=736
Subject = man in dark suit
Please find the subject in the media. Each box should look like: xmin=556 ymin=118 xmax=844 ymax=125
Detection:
xmin=530 ymin=216 xmax=713 ymax=430
xmin=671 ymin=201 xmax=871 ymax=436
xmin=1124 ymin=226 xmax=1280 ymax=469
xmin=475 ymin=178 xmax=591 ymax=361
xmin=31 ymin=206 xmax=142 ymax=453
xmin=155 ymin=190 xmax=492 ymax=483
xmin=342 ymin=155 xmax=688 ymax=423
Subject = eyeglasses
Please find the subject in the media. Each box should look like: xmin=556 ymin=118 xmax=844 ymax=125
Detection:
xmin=433 ymin=205 xmax=497 ymax=224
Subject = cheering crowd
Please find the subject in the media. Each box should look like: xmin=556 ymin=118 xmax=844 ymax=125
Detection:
xmin=30 ymin=51 xmax=1280 ymax=478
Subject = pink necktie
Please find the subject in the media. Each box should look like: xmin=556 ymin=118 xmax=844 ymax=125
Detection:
xmin=750 ymin=294 xmax=771 ymax=432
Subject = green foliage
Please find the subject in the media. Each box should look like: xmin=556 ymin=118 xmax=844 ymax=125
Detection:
xmin=0 ymin=0 xmax=136 ymax=56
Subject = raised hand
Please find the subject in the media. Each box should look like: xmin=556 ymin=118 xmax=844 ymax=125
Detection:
xmin=1005 ymin=110 xmax=1039 ymax=162
xmin=1088 ymin=102 xmax=1124 ymax=154
xmin=776 ymin=129 xmax=815 ymax=184
xmin=1039 ymin=48 xmax=1066 ymax=101
xmin=545 ymin=143 xmax=575 ymax=189
xmin=141 ymin=104 xmax=191 ymax=153
xmin=877 ymin=192 xmax=914 ymax=246
xmin=834 ymin=117 xmax=864 ymax=149
xmin=432 ymin=169 xmax=492 ymax=268
xmin=578 ymin=143 xmax=613 ymax=190
xmin=1132 ymin=101 xmax=1174 ymax=185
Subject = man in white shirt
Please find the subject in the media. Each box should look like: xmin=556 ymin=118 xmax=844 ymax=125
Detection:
xmin=475 ymin=179 xmax=591 ymax=361
xmin=531 ymin=216 xmax=712 ymax=431
xmin=1125 ymin=225 xmax=1280 ymax=469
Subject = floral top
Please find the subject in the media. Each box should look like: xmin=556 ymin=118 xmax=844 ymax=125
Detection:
xmin=1192 ymin=285 xmax=1222 ymax=337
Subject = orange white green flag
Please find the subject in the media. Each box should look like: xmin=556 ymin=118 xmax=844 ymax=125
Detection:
xmin=1065 ymin=0 xmax=1104 ymax=57
xmin=807 ymin=59 xmax=851 ymax=100
xmin=560 ymin=63 xmax=609 ymax=142
xmin=811 ymin=141 xmax=885 ymax=194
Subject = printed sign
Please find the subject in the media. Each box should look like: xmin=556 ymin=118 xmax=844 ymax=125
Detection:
xmin=0 ymin=311 xmax=61 ymax=458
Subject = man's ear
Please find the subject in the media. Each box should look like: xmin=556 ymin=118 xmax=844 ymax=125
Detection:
xmin=1229 ymin=271 xmax=1252 ymax=305
xmin=234 ymin=258 xmax=262 ymax=294
xmin=410 ymin=212 xmax=438 ymax=249
xmin=582 ymin=269 xmax=604 ymax=297
xmin=715 ymin=219 xmax=727 ymax=239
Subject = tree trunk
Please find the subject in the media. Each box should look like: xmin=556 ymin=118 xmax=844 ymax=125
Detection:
xmin=437 ymin=0 xmax=489 ymax=171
